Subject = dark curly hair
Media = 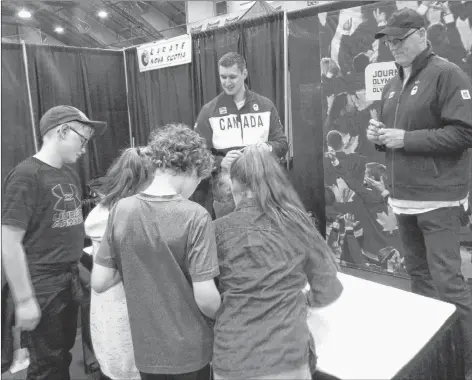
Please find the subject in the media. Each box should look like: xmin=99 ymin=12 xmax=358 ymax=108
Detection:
xmin=147 ymin=123 xmax=214 ymax=179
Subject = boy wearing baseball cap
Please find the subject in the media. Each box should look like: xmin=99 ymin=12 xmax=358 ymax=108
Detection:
xmin=2 ymin=105 xmax=106 ymax=379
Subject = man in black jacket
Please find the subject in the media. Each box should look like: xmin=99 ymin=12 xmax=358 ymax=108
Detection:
xmin=366 ymin=8 xmax=472 ymax=376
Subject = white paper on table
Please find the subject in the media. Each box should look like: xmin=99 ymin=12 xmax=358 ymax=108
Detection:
xmin=306 ymin=273 xmax=456 ymax=380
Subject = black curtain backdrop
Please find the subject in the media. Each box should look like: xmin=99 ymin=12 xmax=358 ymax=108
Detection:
xmin=1 ymin=43 xmax=37 ymax=182
xmin=125 ymin=48 xmax=195 ymax=145
xmin=191 ymin=26 xmax=242 ymax=113
xmin=287 ymin=13 xmax=326 ymax=237
xmin=26 ymin=44 xmax=129 ymax=192
xmin=243 ymin=13 xmax=284 ymax=121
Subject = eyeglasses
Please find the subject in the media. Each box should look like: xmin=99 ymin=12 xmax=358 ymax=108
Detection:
xmin=66 ymin=125 xmax=90 ymax=148
xmin=383 ymin=29 xmax=418 ymax=47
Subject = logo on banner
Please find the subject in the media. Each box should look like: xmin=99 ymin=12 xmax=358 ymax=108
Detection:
xmin=219 ymin=107 xmax=227 ymax=115
xmin=141 ymin=50 xmax=150 ymax=67
xmin=253 ymin=104 xmax=259 ymax=111
xmin=388 ymin=91 xmax=395 ymax=99
xmin=461 ymin=90 xmax=471 ymax=100
xmin=411 ymin=86 xmax=418 ymax=95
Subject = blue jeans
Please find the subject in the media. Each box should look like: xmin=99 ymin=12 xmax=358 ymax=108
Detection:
xmin=21 ymin=263 xmax=83 ymax=380
xmin=396 ymin=207 xmax=472 ymax=367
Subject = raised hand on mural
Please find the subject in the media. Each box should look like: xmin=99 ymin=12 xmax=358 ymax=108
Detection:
xmin=343 ymin=213 xmax=360 ymax=230
xmin=342 ymin=17 xmax=352 ymax=34
xmin=373 ymin=8 xmax=387 ymax=27
xmin=435 ymin=1 xmax=451 ymax=14
xmin=365 ymin=176 xmax=386 ymax=193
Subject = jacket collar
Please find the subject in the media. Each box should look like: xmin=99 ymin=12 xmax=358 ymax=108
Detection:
xmin=397 ymin=43 xmax=435 ymax=81
xmin=235 ymin=197 xmax=259 ymax=212
xmin=219 ymin=85 xmax=255 ymax=103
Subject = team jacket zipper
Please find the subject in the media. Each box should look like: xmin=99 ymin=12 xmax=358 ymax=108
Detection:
xmin=391 ymin=75 xmax=412 ymax=198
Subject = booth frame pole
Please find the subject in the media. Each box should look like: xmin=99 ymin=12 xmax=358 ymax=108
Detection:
xmin=122 ymin=48 xmax=134 ymax=148
xmin=21 ymin=40 xmax=39 ymax=153
xmin=283 ymin=11 xmax=290 ymax=170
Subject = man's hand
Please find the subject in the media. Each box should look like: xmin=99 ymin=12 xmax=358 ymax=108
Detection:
xmin=16 ymin=297 xmax=41 ymax=331
xmin=367 ymin=119 xmax=385 ymax=145
xmin=256 ymin=143 xmax=272 ymax=152
xmin=221 ymin=150 xmax=242 ymax=173
xmin=378 ymin=128 xmax=406 ymax=149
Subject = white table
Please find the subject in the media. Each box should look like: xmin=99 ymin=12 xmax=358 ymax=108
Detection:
xmin=307 ymin=273 xmax=457 ymax=380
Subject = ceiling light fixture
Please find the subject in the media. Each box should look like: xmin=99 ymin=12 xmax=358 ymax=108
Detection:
xmin=54 ymin=26 xmax=65 ymax=33
xmin=98 ymin=10 xmax=108 ymax=18
xmin=18 ymin=9 xmax=32 ymax=19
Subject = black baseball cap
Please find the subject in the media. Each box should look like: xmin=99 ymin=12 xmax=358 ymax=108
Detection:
xmin=39 ymin=105 xmax=107 ymax=137
xmin=375 ymin=8 xmax=426 ymax=39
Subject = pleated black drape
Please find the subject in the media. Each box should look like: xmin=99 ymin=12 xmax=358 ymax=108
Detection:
xmin=191 ymin=26 xmax=243 ymax=113
xmin=1 ymin=43 xmax=36 ymax=182
xmin=125 ymin=48 xmax=195 ymax=146
xmin=243 ymin=13 xmax=284 ymax=121
xmin=287 ymin=13 xmax=326 ymax=236
xmin=26 ymin=45 xmax=129 ymax=192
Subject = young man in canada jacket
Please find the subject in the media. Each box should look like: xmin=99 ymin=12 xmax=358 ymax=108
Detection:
xmin=195 ymin=52 xmax=288 ymax=218
xmin=366 ymin=8 xmax=472 ymax=376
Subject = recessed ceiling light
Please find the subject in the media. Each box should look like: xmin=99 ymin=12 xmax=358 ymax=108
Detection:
xmin=54 ymin=26 xmax=65 ymax=33
xmin=18 ymin=9 xmax=32 ymax=19
xmin=98 ymin=10 xmax=108 ymax=18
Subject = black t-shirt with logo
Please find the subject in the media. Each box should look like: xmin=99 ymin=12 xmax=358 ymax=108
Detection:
xmin=2 ymin=157 xmax=85 ymax=264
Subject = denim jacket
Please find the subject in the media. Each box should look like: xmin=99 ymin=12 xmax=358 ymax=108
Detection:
xmin=212 ymin=198 xmax=343 ymax=378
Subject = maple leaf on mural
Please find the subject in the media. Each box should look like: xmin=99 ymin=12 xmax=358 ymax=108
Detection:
xmin=376 ymin=207 xmax=398 ymax=234
xmin=329 ymin=178 xmax=355 ymax=203
xmin=340 ymin=132 xmax=359 ymax=154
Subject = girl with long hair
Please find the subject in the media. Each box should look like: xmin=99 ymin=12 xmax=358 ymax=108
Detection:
xmin=91 ymin=124 xmax=221 ymax=380
xmin=212 ymin=145 xmax=343 ymax=380
xmin=85 ymin=147 xmax=152 ymax=379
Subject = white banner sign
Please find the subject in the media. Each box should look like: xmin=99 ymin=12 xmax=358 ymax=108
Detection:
xmin=365 ymin=61 xmax=398 ymax=101
xmin=137 ymin=34 xmax=192 ymax=73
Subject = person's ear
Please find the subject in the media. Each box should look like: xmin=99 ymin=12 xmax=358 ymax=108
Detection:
xmin=243 ymin=68 xmax=248 ymax=80
xmin=58 ymin=124 xmax=69 ymax=139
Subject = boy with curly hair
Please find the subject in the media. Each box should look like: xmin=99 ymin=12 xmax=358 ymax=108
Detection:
xmin=91 ymin=124 xmax=221 ymax=380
